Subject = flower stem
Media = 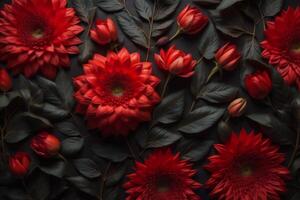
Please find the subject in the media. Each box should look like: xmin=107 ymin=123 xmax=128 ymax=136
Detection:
xmin=206 ymin=62 xmax=220 ymax=83
xmin=189 ymin=100 xmax=197 ymax=112
xmin=99 ymin=161 xmax=111 ymax=200
xmin=126 ymin=137 xmax=139 ymax=160
xmin=160 ymin=74 xmax=172 ymax=99
xmin=145 ymin=0 xmax=157 ymax=61
xmin=168 ymin=28 xmax=182 ymax=42
xmin=288 ymin=128 xmax=300 ymax=168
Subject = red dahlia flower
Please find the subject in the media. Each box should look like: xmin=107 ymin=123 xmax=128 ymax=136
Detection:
xmin=177 ymin=5 xmax=208 ymax=35
xmin=9 ymin=152 xmax=31 ymax=177
xmin=74 ymin=48 xmax=160 ymax=137
xmin=124 ymin=149 xmax=201 ymax=200
xmin=154 ymin=45 xmax=197 ymax=78
xmin=0 ymin=0 xmax=84 ymax=79
xmin=90 ymin=18 xmax=118 ymax=45
xmin=205 ymin=130 xmax=290 ymax=200
xmin=261 ymin=7 xmax=300 ymax=90
xmin=30 ymin=132 xmax=61 ymax=158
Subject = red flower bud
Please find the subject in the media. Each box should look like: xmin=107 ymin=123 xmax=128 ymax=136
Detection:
xmin=90 ymin=18 xmax=118 ymax=45
xmin=215 ymin=43 xmax=241 ymax=71
xmin=30 ymin=132 xmax=61 ymax=158
xmin=0 ymin=68 xmax=12 ymax=92
xmin=9 ymin=152 xmax=31 ymax=177
xmin=177 ymin=5 xmax=208 ymax=35
xmin=154 ymin=45 xmax=197 ymax=78
xmin=245 ymin=70 xmax=272 ymax=100
xmin=156 ymin=36 xmax=170 ymax=47
xmin=228 ymin=98 xmax=247 ymax=117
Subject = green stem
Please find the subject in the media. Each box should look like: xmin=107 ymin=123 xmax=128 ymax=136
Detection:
xmin=160 ymin=74 xmax=172 ymax=99
xmin=168 ymin=28 xmax=182 ymax=42
xmin=145 ymin=0 xmax=157 ymax=61
xmin=189 ymin=100 xmax=197 ymax=112
xmin=288 ymin=128 xmax=300 ymax=168
xmin=99 ymin=162 xmax=112 ymax=200
xmin=206 ymin=62 xmax=220 ymax=83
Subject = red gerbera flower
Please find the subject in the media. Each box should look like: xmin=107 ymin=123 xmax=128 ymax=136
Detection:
xmin=261 ymin=7 xmax=300 ymax=90
xmin=73 ymin=48 xmax=160 ymax=137
xmin=0 ymin=0 xmax=84 ymax=79
xmin=205 ymin=129 xmax=290 ymax=200
xmin=124 ymin=149 xmax=201 ymax=200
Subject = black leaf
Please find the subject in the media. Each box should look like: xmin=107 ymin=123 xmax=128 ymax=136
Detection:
xmin=217 ymin=0 xmax=246 ymax=10
xmin=145 ymin=127 xmax=182 ymax=148
xmin=27 ymin=172 xmax=50 ymax=200
xmin=67 ymin=176 xmax=99 ymax=197
xmin=39 ymin=159 xmax=66 ymax=178
xmin=154 ymin=0 xmax=180 ymax=21
xmin=152 ymin=20 xmax=174 ymax=38
xmin=117 ymin=12 xmax=148 ymax=48
xmin=193 ymin=0 xmax=221 ymax=6
xmin=135 ymin=0 xmax=152 ymax=20
xmin=178 ymin=106 xmax=225 ymax=134
xmin=95 ymin=0 xmax=124 ymax=12
xmin=55 ymin=120 xmax=81 ymax=137
xmin=198 ymin=20 xmax=220 ymax=59
xmin=73 ymin=158 xmax=101 ymax=179
xmin=71 ymin=0 xmax=94 ymax=24
xmin=200 ymin=82 xmax=239 ymax=103
xmin=191 ymin=60 xmax=210 ymax=98
xmin=242 ymin=35 xmax=261 ymax=60
xmin=152 ymin=90 xmax=185 ymax=125
xmin=260 ymin=0 xmax=283 ymax=17
xmin=61 ymin=137 xmax=84 ymax=156
xmin=92 ymin=141 xmax=129 ymax=162
xmin=56 ymin=70 xmax=75 ymax=109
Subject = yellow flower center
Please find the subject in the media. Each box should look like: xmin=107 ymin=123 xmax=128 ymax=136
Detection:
xmin=32 ymin=28 xmax=44 ymax=39
xmin=111 ymin=85 xmax=124 ymax=97
xmin=240 ymin=165 xmax=252 ymax=177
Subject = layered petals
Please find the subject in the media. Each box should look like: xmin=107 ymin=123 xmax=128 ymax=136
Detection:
xmin=205 ymin=130 xmax=290 ymax=200
xmin=0 ymin=0 xmax=84 ymax=79
xmin=73 ymin=48 xmax=160 ymax=137
xmin=215 ymin=43 xmax=241 ymax=71
xmin=90 ymin=18 xmax=118 ymax=45
xmin=261 ymin=7 xmax=300 ymax=90
xmin=124 ymin=149 xmax=201 ymax=200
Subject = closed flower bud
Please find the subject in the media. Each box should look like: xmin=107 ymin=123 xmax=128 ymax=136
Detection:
xmin=90 ymin=18 xmax=118 ymax=45
xmin=156 ymin=36 xmax=170 ymax=47
xmin=177 ymin=5 xmax=208 ymax=35
xmin=9 ymin=152 xmax=31 ymax=176
xmin=215 ymin=43 xmax=241 ymax=71
xmin=245 ymin=70 xmax=272 ymax=100
xmin=0 ymin=68 xmax=12 ymax=92
xmin=217 ymin=121 xmax=232 ymax=143
xmin=154 ymin=45 xmax=197 ymax=78
xmin=30 ymin=132 xmax=61 ymax=158
xmin=228 ymin=98 xmax=247 ymax=117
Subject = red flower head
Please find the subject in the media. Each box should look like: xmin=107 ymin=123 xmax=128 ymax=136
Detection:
xmin=90 ymin=18 xmax=118 ymax=45
xmin=244 ymin=70 xmax=272 ymax=100
xmin=154 ymin=45 xmax=197 ymax=78
xmin=215 ymin=43 xmax=241 ymax=71
xmin=30 ymin=132 xmax=61 ymax=158
xmin=177 ymin=5 xmax=208 ymax=35
xmin=227 ymin=97 xmax=247 ymax=117
xmin=9 ymin=152 xmax=31 ymax=177
xmin=0 ymin=0 xmax=84 ymax=79
xmin=0 ymin=68 xmax=12 ymax=92
xmin=261 ymin=7 xmax=300 ymax=90
xmin=74 ymin=48 xmax=160 ymax=137
xmin=205 ymin=130 xmax=290 ymax=200
xmin=124 ymin=149 xmax=201 ymax=200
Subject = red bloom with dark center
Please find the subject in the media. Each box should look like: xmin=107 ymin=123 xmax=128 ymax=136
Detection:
xmin=261 ymin=7 xmax=300 ymax=90
xmin=124 ymin=149 xmax=201 ymax=200
xmin=0 ymin=0 xmax=84 ymax=79
xmin=74 ymin=48 xmax=160 ymax=137
xmin=205 ymin=129 xmax=290 ymax=200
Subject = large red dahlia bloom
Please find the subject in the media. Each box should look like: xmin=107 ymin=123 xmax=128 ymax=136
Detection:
xmin=74 ymin=48 xmax=160 ymax=137
xmin=124 ymin=149 xmax=201 ymax=200
xmin=205 ymin=129 xmax=290 ymax=200
xmin=261 ymin=7 xmax=300 ymax=90
xmin=0 ymin=0 xmax=84 ymax=79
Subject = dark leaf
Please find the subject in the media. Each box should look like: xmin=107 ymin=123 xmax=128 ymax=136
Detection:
xmin=5 ymin=112 xmax=52 ymax=143
xmin=55 ymin=120 xmax=81 ymax=137
xmin=260 ymin=0 xmax=283 ymax=17
xmin=117 ymin=12 xmax=148 ymax=48
xmin=39 ymin=159 xmax=66 ymax=178
xmin=37 ymin=103 xmax=69 ymax=120
xmin=135 ymin=0 xmax=152 ymax=20
xmin=92 ymin=141 xmax=129 ymax=162
xmin=154 ymin=0 xmax=180 ymax=21
xmin=0 ymin=94 xmax=9 ymax=109
xmin=178 ymin=106 xmax=225 ymax=134
xmin=106 ymin=163 xmax=128 ymax=186
xmin=27 ymin=172 xmax=50 ymax=200
xmin=193 ymin=0 xmax=221 ymax=6
xmin=242 ymin=35 xmax=261 ymax=60
xmin=177 ymin=139 xmax=214 ymax=162
xmin=35 ymin=76 xmax=62 ymax=106
xmin=198 ymin=21 xmax=220 ymax=59
xmin=71 ymin=0 xmax=94 ymax=24
xmin=61 ymin=137 xmax=84 ymax=155
xmin=145 ymin=127 xmax=182 ymax=148
xmin=73 ymin=159 xmax=101 ymax=179
xmin=217 ymin=0 xmax=246 ymax=10
xmin=191 ymin=60 xmax=210 ymax=98
xmin=56 ymin=70 xmax=75 ymax=109
xmin=152 ymin=20 xmax=174 ymax=38
xmin=67 ymin=176 xmax=99 ymax=197
xmin=200 ymin=82 xmax=239 ymax=103
xmin=95 ymin=0 xmax=124 ymax=12
xmin=152 ymin=90 xmax=185 ymax=125
xmin=104 ymin=186 xmax=124 ymax=200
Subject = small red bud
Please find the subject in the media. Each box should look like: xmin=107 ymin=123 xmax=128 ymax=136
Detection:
xmin=30 ymin=132 xmax=61 ymax=158
xmin=9 ymin=152 xmax=31 ymax=177
xmin=228 ymin=98 xmax=247 ymax=117
xmin=0 ymin=68 xmax=12 ymax=92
